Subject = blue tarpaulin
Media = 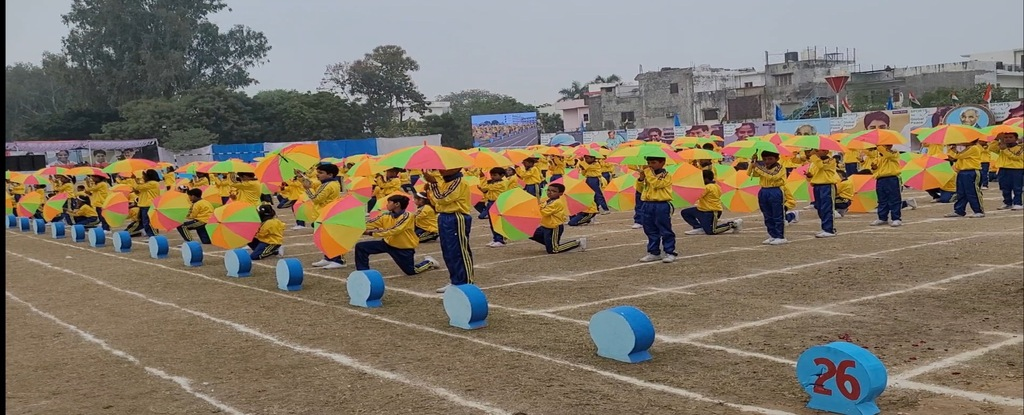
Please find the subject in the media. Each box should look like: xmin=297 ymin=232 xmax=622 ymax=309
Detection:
xmin=211 ymin=144 xmax=266 ymax=162
xmin=318 ymin=138 xmax=378 ymax=159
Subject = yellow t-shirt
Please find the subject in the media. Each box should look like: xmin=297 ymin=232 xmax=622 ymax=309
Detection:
xmin=539 ymin=197 xmax=569 ymax=228
xmin=696 ymin=183 xmax=723 ymax=212
xmin=255 ymin=218 xmax=285 ymax=245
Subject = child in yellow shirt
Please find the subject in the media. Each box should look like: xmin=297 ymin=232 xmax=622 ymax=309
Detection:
xmin=480 ymin=167 xmax=513 ymax=247
xmin=529 ymin=183 xmax=586 ymax=253
xmin=177 ymin=188 xmax=213 ymax=244
xmin=248 ymin=205 xmax=285 ymax=260
xmin=681 ymin=170 xmax=743 ymax=235
xmin=68 ymin=195 xmax=100 ymax=228
xmin=568 ymin=201 xmax=598 ymax=226
xmin=355 ymin=194 xmax=440 ymax=275
xmin=515 ymin=158 xmax=543 ymax=198
xmin=413 ymin=192 xmax=439 ymax=242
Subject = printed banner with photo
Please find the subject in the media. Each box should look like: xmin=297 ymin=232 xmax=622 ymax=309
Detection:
xmin=721 ymin=121 xmax=776 ymax=144
xmin=775 ymin=118 xmax=832 ymax=136
xmin=5 ymin=139 xmax=160 ymax=169
xmin=471 ymin=112 xmax=539 ymax=148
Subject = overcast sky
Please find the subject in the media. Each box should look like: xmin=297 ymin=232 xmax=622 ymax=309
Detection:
xmin=6 ymin=0 xmax=1024 ymax=105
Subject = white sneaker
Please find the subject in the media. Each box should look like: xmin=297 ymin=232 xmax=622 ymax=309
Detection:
xmin=815 ymin=231 xmax=836 ymax=238
xmin=1012 ymin=205 xmax=1024 ymax=211
xmin=489 ymin=241 xmax=505 ymax=248
xmin=639 ymin=254 xmax=662 ymax=263
xmin=578 ymin=237 xmax=588 ymax=252
xmin=869 ymin=220 xmax=887 ymax=226
xmin=944 ymin=212 xmax=963 ymax=218
xmin=790 ymin=211 xmax=800 ymax=223
xmin=890 ymin=220 xmax=903 ymax=227
xmin=769 ymin=238 xmax=790 ymax=245
xmin=684 ymin=229 xmax=704 ymax=235
xmin=833 ymin=211 xmax=842 ymax=219
xmin=762 ymin=238 xmax=775 ymax=245
xmin=982 ymin=186 xmax=989 ymax=190
xmin=631 ymin=223 xmax=643 ymax=229
xmin=997 ymin=205 xmax=1011 ymax=210
xmin=435 ymin=284 xmax=451 ymax=293
xmin=906 ymin=199 xmax=918 ymax=210
xmin=731 ymin=219 xmax=743 ymax=233
xmin=424 ymin=255 xmax=440 ymax=269
xmin=662 ymin=254 xmax=677 ymax=263
xmin=969 ymin=213 xmax=986 ymax=218
xmin=803 ymin=205 xmax=815 ymax=210
xmin=290 ymin=225 xmax=305 ymax=230
xmin=311 ymin=259 xmax=330 ymax=267
xmin=600 ymin=210 xmax=611 ymax=215
xmin=278 ymin=246 xmax=285 ymax=256
xmin=323 ymin=261 xmax=346 ymax=269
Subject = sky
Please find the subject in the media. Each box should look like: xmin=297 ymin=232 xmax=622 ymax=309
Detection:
xmin=6 ymin=0 xmax=1024 ymax=105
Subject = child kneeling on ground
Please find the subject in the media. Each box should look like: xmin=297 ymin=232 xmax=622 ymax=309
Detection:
xmin=681 ymin=170 xmax=743 ymax=235
xmin=248 ymin=205 xmax=285 ymax=260
xmin=530 ymin=183 xmax=586 ymax=253
xmin=355 ymin=194 xmax=440 ymax=275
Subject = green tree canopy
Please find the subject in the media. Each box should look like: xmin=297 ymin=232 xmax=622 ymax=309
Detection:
xmin=320 ymin=45 xmax=427 ymax=135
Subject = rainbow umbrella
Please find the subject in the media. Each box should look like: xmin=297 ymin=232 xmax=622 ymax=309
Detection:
xmin=463 ymin=175 xmax=485 ymax=206
xmin=322 ymin=157 xmax=344 ymax=165
xmin=563 ymin=146 xmax=602 ymax=160
xmin=550 ymin=175 xmax=595 ymax=214
xmin=783 ymin=134 xmax=845 ymax=152
xmin=722 ymin=140 xmax=792 ymax=159
xmin=110 ymin=183 xmax=134 ymax=196
xmin=198 ymin=185 xmax=223 ymax=208
xmin=42 ymin=193 xmax=69 ymax=222
xmin=343 ymin=176 xmax=374 ymax=203
xmin=103 ymin=159 xmax=159 ymax=175
xmin=677 ymin=148 xmax=724 ymax=160
xmin=754 ymin=133 xmax=796 ymax=145
xmin=148 ymin=191 xmax=192 ymax=231
xmin=603 ymin=173 xmax=638 ymax=212
xmin=845 ymin=129 xmax=909 ymax=146
xmin=848 ymin=174 xmax=878 ymax=213
xmin=901 ymin=155 xmax=956 ymax=191
xmin=719 ymin=171 xmax=761 ymax=212
xmin=12 ymin=173 xmax=50 ymax=187
xmin=5 ymin=171 xmax=17 ymax=180
xmin=470 ymin=149 xmax=514 ymax=169
xmin=102 ymin=193 xmax=130 ymax=227
xmin=607 ymin=142 xmax=683 ymax=166
xmin=279 ymin=143 xmax=321 ymax=170
xmin=175 ymin=161 xmax=203 ymax=174
xmin=785 ymin=165 xmax=811 ymax=202
xmin=313 ymin=195 xmax=367 ymax=258
xmin=5 ymin=194 xmax=13 ymax=216
xmin=919 ymin=125 xmax=986 ymax=145
xmin=206 ymin=202 xmax=261 ymax=249
xmin=38 ymin=166 xmax=71 ymax=176
xmin=292 ymin=199 xmax=317 ymax=223
xmin=671 ymin=137 xmax=718 ymax=148
xmin=68 ymin=166 xmax=109 ymax=178
xmin=345 ymin=157 xmax=386 ymax=178
xmin=368 ymin=191 xmax=419 ymax=220
xmin=488 ymin=188 xmax=542 ymax=241
xmin=255 ymin=154 xmax=307 ymax=184
xmin=982 ymin=124 xmax=1024 ymax=140
xmin=376 ymin=143 xmax=474 ymax=170
xmin=1002 ymin=117 xmax=1023 ymax=127
xmin=712 ymin=164 xmax=737 ymax=182
xmin=666 ymin=163 xmax=706 ymax=208
xmin=16 ymin=192 xmax=44 ymax=218
xmin=204 ymin=159 xmax=255 ymax=174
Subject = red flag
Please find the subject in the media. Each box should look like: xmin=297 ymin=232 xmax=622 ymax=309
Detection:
xmin=841 ymin=97 xmax=853 ymax=112
xmin=908 ymin=91 xmax=921 ymax=106
xmin=982 ymin=84 xmax=992 ymax=104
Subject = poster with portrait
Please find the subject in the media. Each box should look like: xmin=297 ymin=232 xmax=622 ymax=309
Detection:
xmin=5 ymin=139 xmax=161 ymax=170
xmin=941 ymin=105 xmax=993 ymax=129
xmin=721 ymin=121 xmax=776 ymax=144
xmin=775 ymin=118 xmax=832 ymax=136
xmin=838 ymin=110 xmax=913 ymax=151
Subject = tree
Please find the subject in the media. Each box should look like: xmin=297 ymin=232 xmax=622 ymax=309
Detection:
xmin=591 ymin=74 xmax=621 ymax=84
xmin=99 ymin=86 xmax=259 ymax=145
xmin=5 ymin=54 xmax=82 ymax=140
xmin=252 ymin=90 xmax=365 ymax=141
xmin=421 ymin=113 xmax=471 ymax=149
xmin=58 ymin=0 xmax=270 ymax=109
xmin=320 ymin=45 xmax=428 ymax=135
xmin=538 ymin=112 xmax=563 ymax=133
xmin=164 ymin=128 xmax=218 ymax=151
xmin=558 ymin=81 xmax=587 ymax=101
xmin=23 ymin=109 xmax=120 ymax=140
xmin=917 ymin=84 xmax=1018 ymax=108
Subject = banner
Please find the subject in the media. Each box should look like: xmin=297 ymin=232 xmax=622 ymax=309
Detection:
xmin=7 ymin=142 xmax=159 ymax=168
xmin=775 ymin=118 xmax=832 ymax=136
xmin=721 ymin=121 xmax=776 ymax=144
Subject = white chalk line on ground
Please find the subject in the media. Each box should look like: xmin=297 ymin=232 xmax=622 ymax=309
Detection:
xmin=4 ymin=240 xmax=796 ymax=415
xmin=892 ymin=332 xmax=1024 ymax=381
xmin=7 ymin=251 xmax=512 ymax=415
xmin=4 ymin=291 xmax=248 ymax=415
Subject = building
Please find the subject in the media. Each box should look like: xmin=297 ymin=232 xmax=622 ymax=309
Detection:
xmin=401 ymin=101 xmax=452 ymax=121
xmin=763 ymin=47 xmax=857 ymax=120
xmin=691 ymin=65 xmax=766 ymax=124
xmin=846 ymin=61 xmax=1000 ymax=108
xmin=962 ymin=49 xmax=1024 ymax=98
xmin=552 ymin=99 xmax=589 ymax=131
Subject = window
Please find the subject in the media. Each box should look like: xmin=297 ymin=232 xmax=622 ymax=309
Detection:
xmin=773 ymin=74 xmax=793 ymax=86
xmin=744 ymin=82 xmax=754 ymax=88
xmin=620 ymin=111 xmax=635 ymax=123
xmin=582 ymin=113 xmax=590 ymax=122
xmin=702 ymin=108 xmax=719 ymax=121
xmin=670 ymin=83 xmax=679 ymax=94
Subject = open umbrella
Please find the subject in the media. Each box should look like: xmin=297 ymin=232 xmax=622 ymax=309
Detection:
xmin=292 ymin=199 xmax=317 ymax=224
xmin=901 ymin=155 xmax=955 ymax=191
xmin=313 ymin=195 xmax=367 ymax=258
xmin=206 ymin=201 xmax=261 ymax=249
xmin=68 ymin=166 xmax=109 ymax=178
xmin=278 ymin=143 xmax=321 ymax=170
xmin=607 ymin=142 xmax=683 ymax=166
xmin=15 ymin=192 xmax=44 ymax=218
xmin=38 ymin=166 xmax=71 ymax=176
xmin=754 ymin=133 xmax=796 ymax=145
xmin=103 ymin=159 xmax=159 ymax=175
xmin=677 ymin=148 xmax=724 ymax=160
xmin=345 ymin=157 xmax=386 ymax=178
xmin=919 ymin=125 xmax=986 ymax=145
xmin=783 ymin=134 xmax=845 ymax=152
xmin=12 ymin=173 xmax=50 ymax=187
xmin=255 ymin=154 xmax=307 ymax=184
xmin=42 ymin=193 xmax=69 ymax=222
xmin=488 ymin=188 xmax=542 ymax=241
xmin=470 ymin=148 xmax=515 ymax=169
xmin=982 ymin=124 xmax=1024 ymax=139
xmin=102 ymin=193 xmax=131 ymax=227
xmin=376 ymin=142 xmax=474 ymax=170
xmin=845 ymin=129 xmax=910 ymax=146
xmin=463 ymin=175 xmax=485 ymax=207
xmin=110 ymin=183 xmax=134 ymax=196
xmin=5 ymin=194 xmax=13 ymax=216
xmin=603 ymin=173 xmax=638 ymax=212
xmin=368 ymin=191 xmax=419 ymax=220
xmin=671 ymin=137 xmax=718 ymax=148
xmin=663 ymin=163 xmax=706 ymax=208
xmin=204 ymin=159 xmax=255 ymax=174
xmin=847 ymin=174 xmax=878 ymax=213
xmin=785 ymin=165 xmax=812 ymax=202
xmin=199 ymin=185 xmax=223 ymax=208
xmin=148 ymin=191 xmax=192 ymax=231
xmin=712 ymin=164 xmax=737 ymax=182
xmin=175 ymin=161 xmax=203 ymax=174
xmin=1002 ymin=117 xmax=1023 ymax=127
xmin=343 ymin=176 xmax=374 ymax=203
xmin=550 ymin=175 xmax=595 ymax=214
xmin=722 ymin=140 xmax=792 ymax=159
xmin=719 ymin=171 xmax=761 ymax=212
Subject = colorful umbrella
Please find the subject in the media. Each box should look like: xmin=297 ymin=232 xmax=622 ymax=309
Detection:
xmin=722 ymin=140 xmax=792 ymax=159
xmin=5 ymin=194 xmax=13 ymax=216
xmin=42 ymin=193 xmax=69 ymax=222
xmin=754 ymin=133 xmax=796 ymax=145
xmin=603 ymin=173 xmax=638 ymax=212
xmin=719 ymin=171 xmax=761 ymax=212
xmin=292 ymin=199 xmax=317 ymax=223
xmin=345 ymin=157 xmax=386 ymax=178
xmin=199 ymin=185 xmax=223 ymax=208
xmin=607 ymin=142 xmax=683 ymax=166
xmin=204 ymin=159 xmax=255 ymax=174
xmin=148 ymin=191 xmax=192 ymax=231
xmin=12 ymin=173 xmax=50 ymax=187
xmin=206 ymin=202 xmax=262 ymax=249
xmin=671 ymin=137 xmax=718 ymax=148
xmin=313 ymin=195 xmax=367 ymax=258
xmin=16 ymin=192 xmax=44 ymax=218
xmin=343 ymin=176 xmax=374 ymax=203
xmin=563 ymin=146 xmax=603 ymax=160
xmin=785 ymin=165 xmax=811 ymax=202
xmin=255 ymin=154 xmax=307 ymax=183
xmin=919 ymin=125 xmax=986 ymax=145
xmin=488 ymin=188 xmax=542 ymax=241
xmin=712 ymin=164 xmax=737 ymax=182
xmin=677 ymin=148 xmax=724 ymax=160
xmin=1002 ymin=117 xmax=1023 ymax=127
xmin=847 ymin=174 xmax=878 ymax=213
xmin=38 ymin=166 xmax=71 ymax=176
xmin=102 ymin=193 xmax=130 ymax=227
xmin=175 ymin=161 xmax=203 ymax=174
xmin=665 ymin=163 xmax=706 ymax=209
xmin=68 ymin=166 xmax=109 ymax=178
xmin=470 ymin=149 xmax=515 ymax=169
xmin=103 ymin=159 xmax=159 ymax=175
xmin=550 ymin=175 xmax=595 ymax=214
xmin=376 ymin=143 xmax=474 ymax=170
xmin=900 ymin=155 xmax=956 ymax=191
xmin=278 ymin=143 xmax=321 ymax=170
xmin=982 ymin=124 xmax=1024 ymax=140
xmin=783 ymin=134 xmax=845 ymax=151
xmin=110 ymin=183 xmax=134 ymax=196
xmin=463 ymin=175 xmax=485 ymax=207
xmin=845 ymin=129 xmax=910 ymax=146
xmin=368 ymin=191 xmax=419 ymax=220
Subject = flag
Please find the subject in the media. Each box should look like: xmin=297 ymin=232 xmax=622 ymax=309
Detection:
xmin=982 ymin=84 xmax=992 ymax=104
xmin=673 ymin=114 xmax=681 ymax=127
xmin=828 ymin=101 xmax=837 ymax=116
xmin=774 ymin=105 xmax=786 ymax=121
xmin=951 ymin=93 xmax=960 ymax=103
xmin=580 ymin=119 xmax=586 ymax=132
xmin=841 ymin=97 xmax=853 ymax=113
xmin=886 ymin=95 xmax=894 ymax=110
xmin=908 ymin=91 xmax=921 ymax=107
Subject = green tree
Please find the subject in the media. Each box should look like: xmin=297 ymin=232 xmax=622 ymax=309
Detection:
xmin=23 ymin=109 xmax=120 ymax=140
xmin=557 ymin=81 xmax=587 ymax=101
xmin=320 ymin=45 xmax=428 ymax=135
xmin=59 ymin=0 xmax=270 ymax=109
xmin=538 ymin=112 xmax=563 ymax=133
xmin=99 ymin=86 xmax=259 ymax=145
xmin=252 ymin=90 xmax=365 ymax=141
xmin=591 ymin=74 xmax=621 ymax=84
xmin=917 ymin=84 xmax=1018 ymax=108
xmin=164 ymin=128 xmax=218 ymax=151
xmin=5 ymin=54 xmax=82 ymax=139
xmin=420 ymin=113 xmax=471 ymax=149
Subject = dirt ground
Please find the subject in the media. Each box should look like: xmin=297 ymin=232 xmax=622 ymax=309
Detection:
xmin=5 ymin=190 xmax=1024 ymax=415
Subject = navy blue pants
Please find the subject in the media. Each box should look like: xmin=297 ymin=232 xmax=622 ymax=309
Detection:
xmin=876 ymin=176 xmax=902 ymax=221
xmin=953 ymin=169 xmax=984 ymax=215
xmin=680 ymin=207 xmax=732 ymax=235
xmin=998 ymin=168 xmax=1023 ymax=206
xmin=757 ymin=187 xmax=785 ymax=239
xmin=530 ymin=225 xmax=580 ymax=254
xmin=845 ymin=163 xmax=860 ymax=177
xmin=812 ymin=184 xmax=836 ymax=233
xmin=568 ymin=212 xmax=596 ymax=226
xmin=438 ymin=212 xmax=473 ymax=285
xmin=137 ymin=206 xmax=156 ymax=237
xmin=641 ymin=201 xmax=676 ymax=255
xmin=72 ymin=216 xmax=100 ymax=228
xmin=177 ymin=220 xmax=211 ymax=244
xmin=248 ymin=241 xmax=280 ymax=260
xmin=524 ymin=184 xmax=540 ymax=198
xmin=980 ymin=163 xmax=990 ymax=187
xmin=415 ymin=227 xmax=438 ymax=242
xmin=586 ymin=177 xmax=609 ymax=211
xmin=96 ymin=207 xmax=110 ymax=230
xmin=549 ymin=174 xmax=562 ymax=183
xmin=632 ymin=190 xmax=645 ymax=224
xmin=601 ymin=172 xmax=611 ymax=183
xmin=355 ymin=239 xmax=431 ymax=275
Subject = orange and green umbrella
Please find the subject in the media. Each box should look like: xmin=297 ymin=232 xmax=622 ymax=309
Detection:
xmin=719 ymin=171 xmax=761 ymax=212
xmin=754 ymin=133 xmax=796 ymax=145
xmin=254 ymin=154 xmax=307 ymax=183
xmin=16 ymin=192 xmax=44 ymax=218
xmin=175 ymin=161 xmax=204 ymax=174
xmin=376 ymin=143 xmax=474 ymax=170
xmin=671 ymin=136 xmax=718 ymax=148
xmin=345 ymin=157 xmax=386 ymax=178
xmin=603 ymin=173 xmax=638 ymax=212
xmin=278 ymin=143 xmax=321 ymax=170
xmin=1002 ymin=117 xmax=1022 ymax=127
xmin=110 ymin=183 xmax=134 ymax=196
xmin=666 ymin=163 xmax=706 ymax=208
xmin=463 ymin=175 xmax=485 ymax=206
xmin=12 ymin=173 xmax=50 ymax=187
xmin=368 ymin=191 xmax=418 ymax=220
xmin=470 ymin=148 xmax=514 ymax=169
xmin=68 ymin=166 xmax=109 ymax=178
xmin=313 ymin=195 xmax=367 ymax=258
xmin=722 ymin=139 xmax=792 ymax=159
xmin=204 ymin=159 xmax=255 ymax=174
xmin=206 ymin=201 xmax=261 ymax=249
xmin=42 ymin=193 xmax=69 ymax=222
xmin=712 ymin=164 xmax=737 ymax=182
xmin=783 ymin=134 xmax=845 ymax=152
xmin=103 ymin=159 xmax=159 ymax=175
xmin=148 ymin=191 xmax=192 ymax=231
xmin=38 ymin=166 xmax=71 ymax=176
xmin=919 ymin=125 xmax=986 ymax=145
xmin=982 ymin=124 xmax=1024 ymax=140
xmin=198 ymin=185 xmax=223 ymax=208
xmin=292 ymin=199 xmax=317 ymax=223
xmin=847 ymin=174 xmax=878 ymax=213
xmin=677 ymin=148 xmax=724 ymax=160
xmin=5 ymin=194 xmax=13 ymax=216
xmin=563 ymin=146 xmax=602 ymax=160
xmin=488 ymin=188 xmax=541 ymax=241
xmin=343 ymin=176 xmax=374 ymax=203
xmin=102 ymin=193 xmax=131 ymax=227
xmin=607 ymin=142 xmax=683 ymax=166
xmin=901 ymin=155 xmax=955 ymax=191
xmin=550 ymin=175 xmax=595 ymax=214
xmin=785 ymin=165 xmax=811 ymax=202
xmin=845 ymin=129 xmax=909 ymax=146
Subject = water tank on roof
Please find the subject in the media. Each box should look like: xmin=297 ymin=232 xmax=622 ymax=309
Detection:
xmin=784 ymin=52 xmax=799 ymax=63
